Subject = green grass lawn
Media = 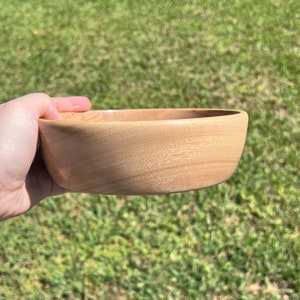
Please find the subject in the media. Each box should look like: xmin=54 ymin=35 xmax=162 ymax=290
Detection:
xmin=0 ymin=0 xmax=299 ymax=299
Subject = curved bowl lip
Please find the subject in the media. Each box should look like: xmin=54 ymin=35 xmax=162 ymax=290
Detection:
xmin=39 ymin=108 xmax=247 ymax=125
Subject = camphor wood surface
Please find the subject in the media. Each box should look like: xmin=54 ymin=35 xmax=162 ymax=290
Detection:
xmin=39 ymin=109 xmax=248 ymax=195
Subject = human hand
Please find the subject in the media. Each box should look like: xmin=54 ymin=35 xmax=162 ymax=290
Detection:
xmin=0 ymin=93 xmax=91 ymax=221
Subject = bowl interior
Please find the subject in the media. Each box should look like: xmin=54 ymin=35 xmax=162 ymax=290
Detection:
xmin=60 ymin=109 xmax=240 ymax=122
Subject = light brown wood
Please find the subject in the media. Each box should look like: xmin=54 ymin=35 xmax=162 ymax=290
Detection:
xmin=38 ymin=109 xmax=248 ymax=195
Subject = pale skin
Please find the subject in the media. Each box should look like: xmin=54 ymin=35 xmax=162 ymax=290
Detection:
xmin=0 ymin=93 xmax=91 ymax=221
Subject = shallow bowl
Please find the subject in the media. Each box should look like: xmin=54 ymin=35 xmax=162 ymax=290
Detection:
xmin=39 ymin=109 xmax=248 ymax=195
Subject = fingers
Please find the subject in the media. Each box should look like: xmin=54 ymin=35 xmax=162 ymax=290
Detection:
xmin=3 ymin=93 xmax=61 ymax=120
xmin=3 ymin=93 xmax=92 ymax=121
xmin=10 ymin=93 xmax=92 ymax=120
xmin=51 ymin=96 xmax=91 ymax=113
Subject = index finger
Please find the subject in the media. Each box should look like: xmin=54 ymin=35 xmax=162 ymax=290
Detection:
xmin=51 ymin=96 xmax=91 ymax=112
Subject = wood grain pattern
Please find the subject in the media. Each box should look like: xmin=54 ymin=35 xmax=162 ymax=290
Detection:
xmin=39 ymin=109 xmax=248 ymax=195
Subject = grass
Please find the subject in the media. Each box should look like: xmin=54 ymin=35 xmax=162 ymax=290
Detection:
xmin=0 ymin=0 xmax=299 ymax=299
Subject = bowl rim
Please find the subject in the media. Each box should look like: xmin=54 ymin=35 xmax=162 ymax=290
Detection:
xmin=39 ymin=108 xmax=247 ymax=125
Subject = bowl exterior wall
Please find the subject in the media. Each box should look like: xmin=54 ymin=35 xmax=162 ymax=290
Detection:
xmin=39 ymin=111 xmax=248 ymax=194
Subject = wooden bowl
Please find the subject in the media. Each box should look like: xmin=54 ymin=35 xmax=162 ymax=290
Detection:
xmin=39 ymin=109 xmax=248 ymax=195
